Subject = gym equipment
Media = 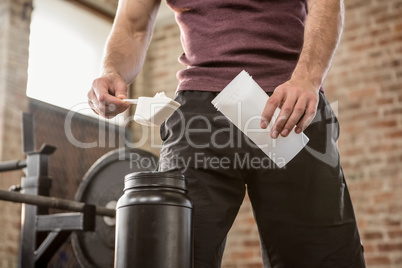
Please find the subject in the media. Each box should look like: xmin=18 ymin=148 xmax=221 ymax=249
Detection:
xmin=0 ymin=189 xmax=114 ymax=217
xmin=0 ymin=113 xmax=159 ymax=268
xmin=71 ymin=148 xmax=158 ymax=268
xmin=115 ymin=171 xmax=193 ymax=268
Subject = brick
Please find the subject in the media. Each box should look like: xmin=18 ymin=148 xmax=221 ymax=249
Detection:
xmin=363 ymin=231 xmax=384 ymax=240
xmin=375 ymin=11 xmax=402 ymax=24
xmin=388 ymin=230 xmax=402 ymax=239
xmin=243 ymin=239 xmax=261 ymax=247
xmin=343 ymin=109 xmax=379 ymax=121
xmin=345 ymin=0 xmax=367 ymax=10
xmin=384 ymin=218 xmax=402 ymax=227
xmin=369 ymin=143 xmax=400 ymax=154
xmin=362 ymin=242 xmax=376 ymax=253
xmin=368 ymin=167 xmax=400 ymax=180
xmin=230 ymin=250 xmax=255 ymax=260
xmin=338 ymin=101 xmax=362 ymax=112
xmin=348 ymin=180 xmax=384 ymax=192
xmin=389 ymin=204 xmax=402 ymax=214
xmin=373 ymin=192 xmax=395 ymax=203
xmin=242 ymin=263 xmax=263 ymax=268
xmin=350 ymin=42 xmax=377 ymax=52
xmin=365 ymin=256 xmax=392 ymax=265
xmin=372 ymin=119 xmax=398 ymax=128
xmin=222 ymin=264 xmax=237 ymax=268
xmin=376 ymin=96 xmax=396 ymax=105
xmin=378 ymin=242 xmax=402 ymax=252
xmin=385 ymin=130 xmax=402 ymax=139
xmin=386 ymin=154 xmax=402 ymax=165
xmin=341 ymin=147 xmax=366 ymax=157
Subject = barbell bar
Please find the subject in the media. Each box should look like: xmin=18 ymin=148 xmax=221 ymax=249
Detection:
xmin=0 ymin=189 xmax=115 ymax=218
xmin=0 ymin=159 xmax=27 ymax=172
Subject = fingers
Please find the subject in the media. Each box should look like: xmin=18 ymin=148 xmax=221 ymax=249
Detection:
xmin=296 ymin=101 xmax=317 ymax=134
xmin=270 ymin=94 xmax=297 ymax=138
xmin=97 ymin=92 xmax=129 ymax=117
xmin=260 ymin=89 xmax=284 ymax=129
xmin=280 ymin=97 xmax=308 ymax=136
xmin=261 ymin=82 xmax=319 ymax=139
xmin=88 ymin=74 xmax=131 ymax=118
xmin=87 ymin=89 xmax=100 ymax=115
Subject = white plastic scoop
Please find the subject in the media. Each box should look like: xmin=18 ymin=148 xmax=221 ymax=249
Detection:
xmin=123 ymin=92 xmax=180 ymax=126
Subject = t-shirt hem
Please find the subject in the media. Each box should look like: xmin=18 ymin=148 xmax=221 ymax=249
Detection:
xmin=176 ymin=81 xmax=324 ymax=93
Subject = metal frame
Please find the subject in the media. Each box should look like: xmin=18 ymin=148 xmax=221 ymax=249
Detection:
xmin=0 ymin=113 xmax=112 ymax=268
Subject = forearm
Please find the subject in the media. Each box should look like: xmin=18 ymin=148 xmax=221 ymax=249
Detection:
xmin=291 ymin=0 xmax=345 ymax=90
xmin=102 ymin=29 xmax=151 ymax=84
xmin=101 ymin=0 xmax=160 ymax=84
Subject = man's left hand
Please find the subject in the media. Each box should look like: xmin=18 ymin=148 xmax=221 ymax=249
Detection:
xmin=260 ymin=79 xmax=319 ymax=139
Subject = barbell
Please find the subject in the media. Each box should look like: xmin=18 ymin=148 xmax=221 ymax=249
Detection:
xmin=0 ymin=147 xmax=159 ymax=268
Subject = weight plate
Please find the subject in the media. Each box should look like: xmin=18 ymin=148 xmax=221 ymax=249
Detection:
xmin=71 ymin=148 xmax=158 ymax=268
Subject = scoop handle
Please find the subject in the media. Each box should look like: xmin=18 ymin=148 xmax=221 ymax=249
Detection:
xmin=122 ymin=99 xmax=138 ymax=104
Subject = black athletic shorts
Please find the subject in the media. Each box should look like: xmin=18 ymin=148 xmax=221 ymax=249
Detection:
xmin=158 ymin=90 xmax=366 ymax=268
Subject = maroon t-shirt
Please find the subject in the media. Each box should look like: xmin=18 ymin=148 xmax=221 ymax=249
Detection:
xmin=166 ymin=0 xmax=308 ymax=93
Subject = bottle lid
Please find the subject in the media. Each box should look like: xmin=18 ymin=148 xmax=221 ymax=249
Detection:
xmin=124 ymin=170 xmax=186 ymax=191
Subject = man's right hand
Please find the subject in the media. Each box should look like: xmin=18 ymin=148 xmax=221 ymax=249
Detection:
xmin=88 ymin=73 xmax=131 ymax=118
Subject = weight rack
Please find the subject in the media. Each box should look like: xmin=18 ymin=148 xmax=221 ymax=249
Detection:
xmin=0 ymin=113 xmax=115 ymax=268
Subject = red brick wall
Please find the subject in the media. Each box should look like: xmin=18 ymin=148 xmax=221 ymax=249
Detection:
xmin=0 ymin=0 xmax=31 ymax=267
xmin=325 ymin=0 xmax=402 ymax=266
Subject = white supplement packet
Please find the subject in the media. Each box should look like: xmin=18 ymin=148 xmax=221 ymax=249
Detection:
xmin=211 ymin=70 xmax=309 ymax=168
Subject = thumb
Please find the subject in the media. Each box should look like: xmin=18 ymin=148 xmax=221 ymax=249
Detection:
xmin=113 ymin=79 xmax=129 ymax=100
xmin=116 ymin=92 xmax=127 ymax=99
